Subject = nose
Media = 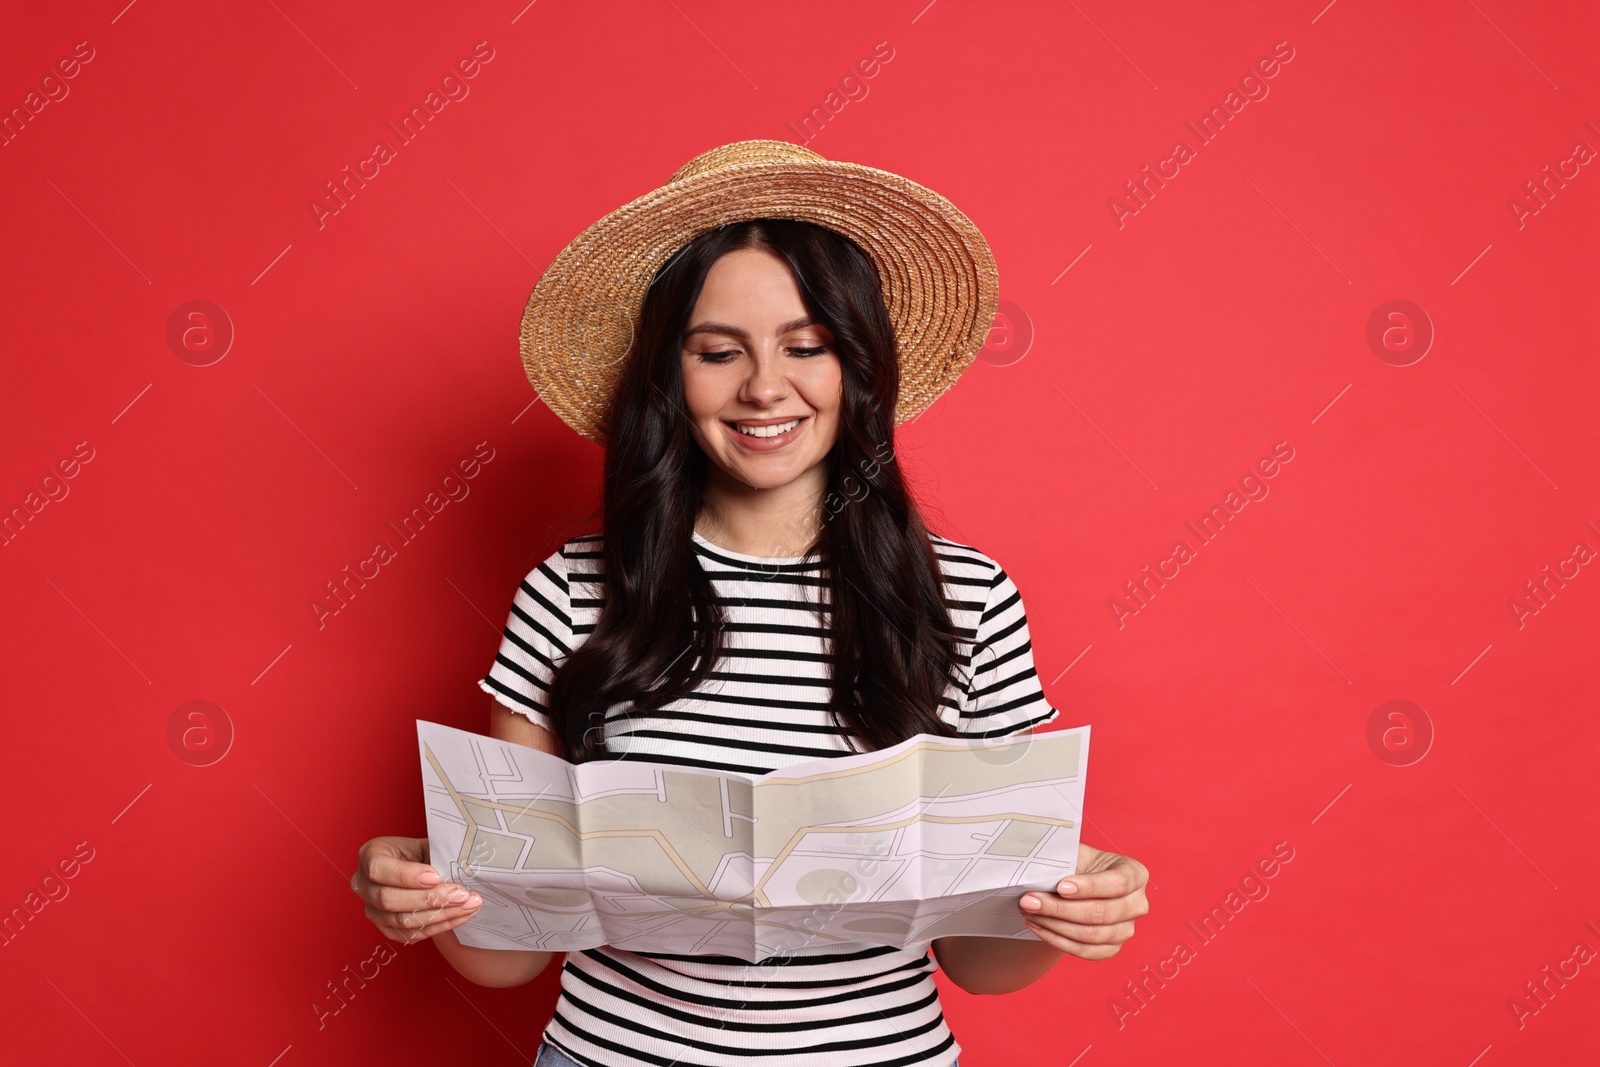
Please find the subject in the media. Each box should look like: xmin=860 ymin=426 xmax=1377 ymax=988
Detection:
xmin=738 ymin=347 xmax=790 ymax=407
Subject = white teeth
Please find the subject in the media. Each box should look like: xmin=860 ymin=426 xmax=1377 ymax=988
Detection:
xmin=734 ymin=418 xmax=800 ymax=438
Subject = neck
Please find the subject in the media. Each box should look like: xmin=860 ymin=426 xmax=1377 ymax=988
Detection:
xmin=697 ymin=464 xmax=827 ymax=558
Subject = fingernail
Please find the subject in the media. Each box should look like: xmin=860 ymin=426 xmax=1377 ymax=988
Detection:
xmin=464 ymin=894 xmax=482 ymax=908
xmin=418 ymin=869 xmax=440 ymax=886
xmin=1059 ymin=880 xmax=1079 ymax=895
xmin=1020 ymin=894 xmax=1042 ymax=912
xmin=445 ymin=887 xmax=469 ymax=903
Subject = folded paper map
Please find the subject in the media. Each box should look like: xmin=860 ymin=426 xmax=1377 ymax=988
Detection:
xmin=418 ymin=719 xmax=1089 ymax=961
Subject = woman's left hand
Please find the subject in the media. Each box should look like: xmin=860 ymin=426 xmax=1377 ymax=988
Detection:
xmin=1017 ymin=843 xmax=1150 ymax=960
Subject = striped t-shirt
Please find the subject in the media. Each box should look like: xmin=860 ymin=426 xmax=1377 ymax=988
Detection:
xmin=476 ymin=528 xmax=1061 ymax=1067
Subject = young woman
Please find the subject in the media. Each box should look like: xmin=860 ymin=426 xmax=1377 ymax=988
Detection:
xmin=352 ymin=142 xmax=1150 ymax=1067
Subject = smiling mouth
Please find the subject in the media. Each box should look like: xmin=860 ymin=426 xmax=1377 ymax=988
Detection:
xmin=727 ymin=417 xmax=804 ymax=439
xmin=722 ymin=416 xmax=810 ymax=451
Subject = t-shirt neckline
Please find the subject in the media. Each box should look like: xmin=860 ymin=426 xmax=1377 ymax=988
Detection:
xmin=691 ymin=529 xmax=818 ymax=565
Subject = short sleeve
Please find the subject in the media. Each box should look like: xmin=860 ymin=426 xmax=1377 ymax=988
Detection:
xmin=958 ymin=565 xmax=1062 ymax=738
xmin=476 ymin=545 xmax=573 ymax=733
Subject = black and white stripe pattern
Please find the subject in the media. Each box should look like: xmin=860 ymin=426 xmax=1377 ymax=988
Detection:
xmin=477 ymin=529 xmax=1060 ymax=1067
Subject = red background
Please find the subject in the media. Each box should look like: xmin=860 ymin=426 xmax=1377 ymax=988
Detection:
xmin=3 ymin=1 xmax=1597 ymax=1064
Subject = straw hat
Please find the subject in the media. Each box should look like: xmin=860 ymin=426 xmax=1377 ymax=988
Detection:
xmin=519 ymin=139 xmax=999 ymax=445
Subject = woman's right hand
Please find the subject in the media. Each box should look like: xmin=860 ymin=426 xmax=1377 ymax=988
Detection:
xmin=352 ymin=835 xmax=483 ymax=944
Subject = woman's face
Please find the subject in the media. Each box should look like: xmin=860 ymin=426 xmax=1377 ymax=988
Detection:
xmin=680 ymin=247 xmax=843 ymax=495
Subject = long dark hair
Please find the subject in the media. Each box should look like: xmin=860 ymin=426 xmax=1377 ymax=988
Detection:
xmin=546 ymin=218 xmax=970 ymax=763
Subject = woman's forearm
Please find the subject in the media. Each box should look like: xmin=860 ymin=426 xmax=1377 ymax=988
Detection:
xmin=431 ymin=927 xmax=555 ymax=988
xmin=932 ymin=934 xmax=1065 ymax=995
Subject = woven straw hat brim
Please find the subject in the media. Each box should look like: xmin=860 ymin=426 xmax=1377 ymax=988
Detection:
xmin=519 ymin=142 xmax=999 ymax=445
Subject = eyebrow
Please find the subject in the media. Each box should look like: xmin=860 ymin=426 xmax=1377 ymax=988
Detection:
xmin=683 ymin=316 xmax=823 ymax=342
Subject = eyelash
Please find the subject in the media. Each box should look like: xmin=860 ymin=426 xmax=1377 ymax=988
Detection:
xmin=694 ymin=345 xmax=829 ymax=364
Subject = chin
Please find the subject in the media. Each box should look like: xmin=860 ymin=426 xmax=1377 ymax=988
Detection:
xmin=735 ymin=468 xmax=806 ymax=489
xmin=725 ymin=457 xmax=814 ymax=486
